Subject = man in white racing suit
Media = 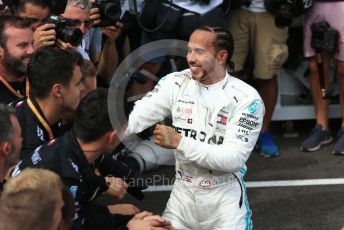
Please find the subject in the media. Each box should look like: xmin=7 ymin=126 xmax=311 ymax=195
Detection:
xmin=124 ymin=26 xmax=264 ymax=230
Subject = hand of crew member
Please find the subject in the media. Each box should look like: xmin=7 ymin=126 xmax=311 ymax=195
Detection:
xmin=107 ymin=203 xmax=140 ymax=215
xmin=127 ymin=211 xmax=175 ymax=230
xmin=33 ymin=23 xmax=56 ymax=50
xmin=105 ymin=176 xmax=128 ymax=199
xmin=154 ymin=124 xmax=182 ymax=149
xmin=101 ymin=21 xmax=123 ymax=42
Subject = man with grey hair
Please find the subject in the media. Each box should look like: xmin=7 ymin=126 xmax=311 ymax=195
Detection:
xmin=0 ymin=103 xmax=22 ymax=192
xmin=60 ymin=0 xmax=122 ymax=83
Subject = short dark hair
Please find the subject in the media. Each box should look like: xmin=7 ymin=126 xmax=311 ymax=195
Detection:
xmin=16 ymin=0 xmax=50 ymax=14
xmin=73 ymin=88 xmax=113 ymax=142
xmin=81 ymin=60 xmax=97 ymax=79
xmin=0 ymin=104 xmax=16 ymax=143
xmin=196 ymin=26 xmax=235 ymax=70
xmin=0 ymin=15 xmax=32 ymax=47
xmin=28 ymin=47 xmax=84 ymax=99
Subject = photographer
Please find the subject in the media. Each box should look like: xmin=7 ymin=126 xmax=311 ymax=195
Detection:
xmin=228 ymin=0 xmax=289 ymax=158
xmin=14 ymin=0 xmax=56 ymax=49
xmin=59 ymin=0 xmax=122 ymax=83
xmin=301 ymin=1 xmax=344 ymax=154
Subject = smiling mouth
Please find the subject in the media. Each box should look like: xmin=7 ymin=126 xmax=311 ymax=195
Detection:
xmin=190 ymin=65 xmax=202 ymax=72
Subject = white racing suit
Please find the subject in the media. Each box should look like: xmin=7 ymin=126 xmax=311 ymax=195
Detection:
xmin=125 ymin=69 xmax=265 ymax=230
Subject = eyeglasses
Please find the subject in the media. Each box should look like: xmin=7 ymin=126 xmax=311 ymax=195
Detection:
xmin=22 ymin=17 xmax=42 ymax=24
xmin=63 ymin=18 xmax=93 ymax=28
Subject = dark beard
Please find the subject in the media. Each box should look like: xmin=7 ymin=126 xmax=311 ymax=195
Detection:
xmin=3 ymin=48 xmax=29 ymax=78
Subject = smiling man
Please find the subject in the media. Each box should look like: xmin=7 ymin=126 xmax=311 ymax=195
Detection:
xmin=0 ymin=15 xmax=34 ymax=104
xmin=124 ymin=26 xmax=265 ymax=230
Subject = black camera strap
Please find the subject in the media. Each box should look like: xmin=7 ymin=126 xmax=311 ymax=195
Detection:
xmin=134 ymin=0 xmax=174 ymax=33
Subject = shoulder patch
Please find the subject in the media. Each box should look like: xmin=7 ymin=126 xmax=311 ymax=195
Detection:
xmin=248 ymin=100 xmax=260 ymax=113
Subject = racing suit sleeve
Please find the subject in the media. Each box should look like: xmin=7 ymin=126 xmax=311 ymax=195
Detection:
xmin=177 ymin=97 xmax=265 ymax=173
xmin=125 ymin=75 xmax=175 ymax=136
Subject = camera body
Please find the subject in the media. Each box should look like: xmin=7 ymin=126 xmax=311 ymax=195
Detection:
xmin=43 ymin=16 xmax=83 ymax=47
xmin=264 ymin=0 xmax=313 ymax=28
xmin=93 ymin=0 xmax=129 ymax=27
xmin=2 ymin=0 xmax=67 ymax=14
xmin=311 ymin=20 xmax=337 ymax=54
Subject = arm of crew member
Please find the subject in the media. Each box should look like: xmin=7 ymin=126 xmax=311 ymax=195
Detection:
xmin=154 ymin=98 xmax=265 ymax=173
xmin=97 ymin=22 xmax=123 ymax=83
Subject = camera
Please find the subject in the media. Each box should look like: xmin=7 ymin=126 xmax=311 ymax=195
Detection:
xmin=2 ymin=0 xmax=67 ymax=14
xmin=92 ymin=0 xmax=121 ymax=27
xmin=264 ymin=0 xmax=313 ymax=28
xmin=92 ymin=0 xmax=128 ymax=27
xmin=311 ymin=20 xmax=337 ymax=54
xmin=43 ymin=16 xmax=83 ymax=47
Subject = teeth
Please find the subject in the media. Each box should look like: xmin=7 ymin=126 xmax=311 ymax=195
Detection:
xmin=191 ymin=66 xmax=200 ymax=70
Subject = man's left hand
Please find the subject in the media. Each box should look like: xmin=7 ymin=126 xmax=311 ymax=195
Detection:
xmin=153 ymin=124 xmax=182 ymax=149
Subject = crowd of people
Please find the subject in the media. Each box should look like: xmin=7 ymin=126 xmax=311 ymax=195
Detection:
xmin=0 ymin=0 xmax=344 ymax=229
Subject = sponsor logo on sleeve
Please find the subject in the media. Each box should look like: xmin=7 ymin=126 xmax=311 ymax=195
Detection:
xmin=248 ymin=100 xmax=260 ymax=113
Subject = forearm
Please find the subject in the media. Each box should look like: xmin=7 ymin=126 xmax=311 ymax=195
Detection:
xmin=98 ymin=39 xmax=119 ymax=83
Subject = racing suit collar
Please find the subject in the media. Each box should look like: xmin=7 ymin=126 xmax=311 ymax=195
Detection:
xmin=193 ymin=72 xmax=231 ymax=109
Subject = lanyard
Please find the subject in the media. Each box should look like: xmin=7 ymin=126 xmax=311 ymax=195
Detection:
xmin=0 ymin=75 xmax=29 ymax=98
xmin=27 ymin=96 xmax=54 ymax=140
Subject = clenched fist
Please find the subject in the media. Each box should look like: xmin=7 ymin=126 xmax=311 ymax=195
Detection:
xmin=153 ymin=124 xmax=182 ymax=149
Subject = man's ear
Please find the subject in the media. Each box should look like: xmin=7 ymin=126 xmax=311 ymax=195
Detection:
xmin=216 ymin=50 xmax=228 ymax=65
xmin=107 ymin=130 xmax=119 ymax=145
xmin=1 ymin=142 xmax=11 ymax=157
xmin=52 ymin=84 xmax=63 ymax=98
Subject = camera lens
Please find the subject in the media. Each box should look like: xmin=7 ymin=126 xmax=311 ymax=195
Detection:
xmin=57 ymin=27 xmax=83 ymax=47
xmin=102 ymin=2 xmax=121 ymax=21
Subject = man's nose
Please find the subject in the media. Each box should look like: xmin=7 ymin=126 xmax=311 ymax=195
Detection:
xmin=27 ymin=43 xmax=35 ymax=55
